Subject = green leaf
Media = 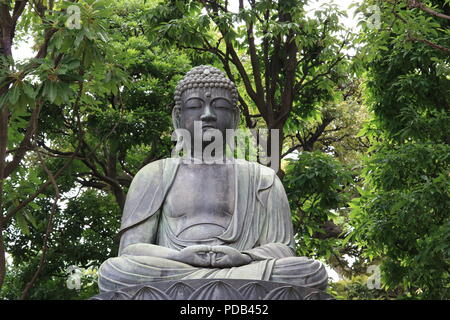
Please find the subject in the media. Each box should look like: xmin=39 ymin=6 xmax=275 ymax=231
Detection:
xmin=24 ymin=212 xmax=38 ymax=229
xmin=23 ymin=83 xmax=37 ymax=99
xmin=46 ymin=82 xmax=57 ymax=103
xmin=15 ymin=213 xmax=30 ymax=235
xmin=8 ymin=85 xmax=20 ymax=105
xmin=0 ymin=91 xmax=9 ymax=109
xmin=341 ymin=232 xmax=353 ymax=246
xmin=28 ymin=202 xmax=41 ymax=211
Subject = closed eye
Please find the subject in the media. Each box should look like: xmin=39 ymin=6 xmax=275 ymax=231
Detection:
xmin=184 ymin=98 xmax=203 ymax=109
xmin=212 ymin=98 xmax=232 ymax=109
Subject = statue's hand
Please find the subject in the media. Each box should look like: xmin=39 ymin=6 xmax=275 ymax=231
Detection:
xmin=210 ymin=246 xmax=252 ymax=268
xmin=171 ymin=245 xmax=213 ymax=267
xmin=170 ymin=245 xmax=252 ymax=268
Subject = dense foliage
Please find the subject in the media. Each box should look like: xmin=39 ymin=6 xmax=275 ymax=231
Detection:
xmin=0 ymin=0 xmax=448 ymax=300
xmin=349 ymin=0 xmax=450 ymax=299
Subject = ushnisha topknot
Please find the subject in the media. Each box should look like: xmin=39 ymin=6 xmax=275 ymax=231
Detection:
xmin=174 ymin=65 xmax=239 ymax=109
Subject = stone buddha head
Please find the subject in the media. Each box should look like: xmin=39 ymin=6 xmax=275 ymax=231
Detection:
xmin=172 ymin=66 xmax=240 ymax=157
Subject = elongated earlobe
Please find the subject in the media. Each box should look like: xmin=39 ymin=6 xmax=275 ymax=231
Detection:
xmin=172 ymin=106 xmax=181 ymax=130
xmin=175 ymin=134 xmax=184 ymax=153
xmin=233 ymin=107 xmax=241 ymax=129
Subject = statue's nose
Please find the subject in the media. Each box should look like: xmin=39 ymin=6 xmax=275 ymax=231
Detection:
xmin=200 ymin=104 xmax=217 ymax=122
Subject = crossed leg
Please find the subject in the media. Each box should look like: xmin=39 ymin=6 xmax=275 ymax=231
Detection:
xmin=98 ymin=254 xmax=328 ymax=292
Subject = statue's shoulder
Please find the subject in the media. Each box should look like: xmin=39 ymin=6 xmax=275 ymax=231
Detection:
xmin=133 ymin=158 xmax=179 ymax=182
xmin=126 ymin=160 xmax=164 ymax=198
xmin=120 ymin=158 xmax=180 ymax=233
xmin=135 ymin=158 xmax=163 ymax=175
xmin=233 ymin=159 xmax=277 ymax=190
xmin=234 ymin=158 xmax=275 ymax=173
xmin=254 ymin=161 xmax=276 ymax=177
xmin=127 ymin=158 xmax=181 ymax=196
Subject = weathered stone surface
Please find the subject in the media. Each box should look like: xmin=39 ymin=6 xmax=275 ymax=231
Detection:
xmin=95 ymin=66 xmax=332 ymax=299
xmin=91 ymin=279 xmax=334 ymax=300
xmin=165 ymin=282 xmax=195 ymax=300
xmin=238 ymin=282 xmax=269 ymax=300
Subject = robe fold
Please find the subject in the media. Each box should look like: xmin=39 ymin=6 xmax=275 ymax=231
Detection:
xmin=98 ymin=158 xmax=327 ymax=292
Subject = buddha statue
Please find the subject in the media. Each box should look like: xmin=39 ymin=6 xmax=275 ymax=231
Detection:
xmin=98 ymin=65 xmax=328 ymax=293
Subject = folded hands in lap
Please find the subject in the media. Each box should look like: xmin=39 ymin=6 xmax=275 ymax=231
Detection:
xmin=170 ymin=245 xmax=252 ymax=268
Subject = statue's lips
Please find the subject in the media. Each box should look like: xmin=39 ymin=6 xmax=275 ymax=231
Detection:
xmin=202 ymin=124 xmax=217 ymax=130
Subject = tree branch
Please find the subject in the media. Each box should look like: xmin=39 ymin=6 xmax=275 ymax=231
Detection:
xmin=281 ymin=144 xmax=302 ymax=159
xmin=4 ymin=101 xmax=42 ymax=177
xmin=4 ymin=141 xmax=81 ymax=224
xmin=242 ymin=0 xmax=266 ymax=114
xmin=75 ymin=178 xmax=108 ymax=190
xmin=12 ymin=1 xmax=28 ymax=25
xmin=20 ymin=149 xmax=60 ymax=300
xmin=215 ymin=51 xmax=256 ymax=129
xmin=201 ymin=0 xmax=262 ymax=115
xmin=35 ymin=28 xmax=58 ymax=59
xmin=0 ymin=94 xmax=8 ymax=289
xmin=408 ymin=0 xmax=450 ymax=20
xmin=407 ymin=34 xmax=450 ymax=54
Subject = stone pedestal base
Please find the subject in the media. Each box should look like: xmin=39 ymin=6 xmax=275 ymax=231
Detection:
xmin=90 ymin=279 xmax=334 ymax=300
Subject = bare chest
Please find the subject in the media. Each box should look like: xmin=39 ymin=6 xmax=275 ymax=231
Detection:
xmin=163 ymin=164 xmax=235 ymax=240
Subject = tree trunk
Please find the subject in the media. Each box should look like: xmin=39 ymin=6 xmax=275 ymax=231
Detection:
xmin=0 ymin=219 xmax=6 ymax=290
xmin=0 ymin=89 xmax=10 ymax=290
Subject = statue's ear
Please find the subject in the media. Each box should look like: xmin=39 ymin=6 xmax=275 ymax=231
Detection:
xmin=172 ymin=106 xmax=181 ymax=129
xmin=233 ymin=107 xmax=241 ymax=129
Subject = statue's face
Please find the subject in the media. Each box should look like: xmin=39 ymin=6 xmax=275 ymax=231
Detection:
xmin=179 ymin=87 xmax=237 ymax=148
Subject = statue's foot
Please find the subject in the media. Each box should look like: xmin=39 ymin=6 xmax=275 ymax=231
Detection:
xmin=98 ymin=255 xmax=328 ymax=293
xmin=270 ymin=256 xmax=328 ymax=291
xmin=98 ymin=255 xmax=196 ymax=292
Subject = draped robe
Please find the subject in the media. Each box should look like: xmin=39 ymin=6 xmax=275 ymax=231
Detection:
xmin=98 ymin=158 xmax=328 ymax=292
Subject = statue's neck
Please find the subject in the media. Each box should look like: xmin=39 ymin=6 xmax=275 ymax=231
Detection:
xmin=185 ymin=141 xmax=231 ymax=163
xmin=182 ymin=147 xmax=233 ymax=164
